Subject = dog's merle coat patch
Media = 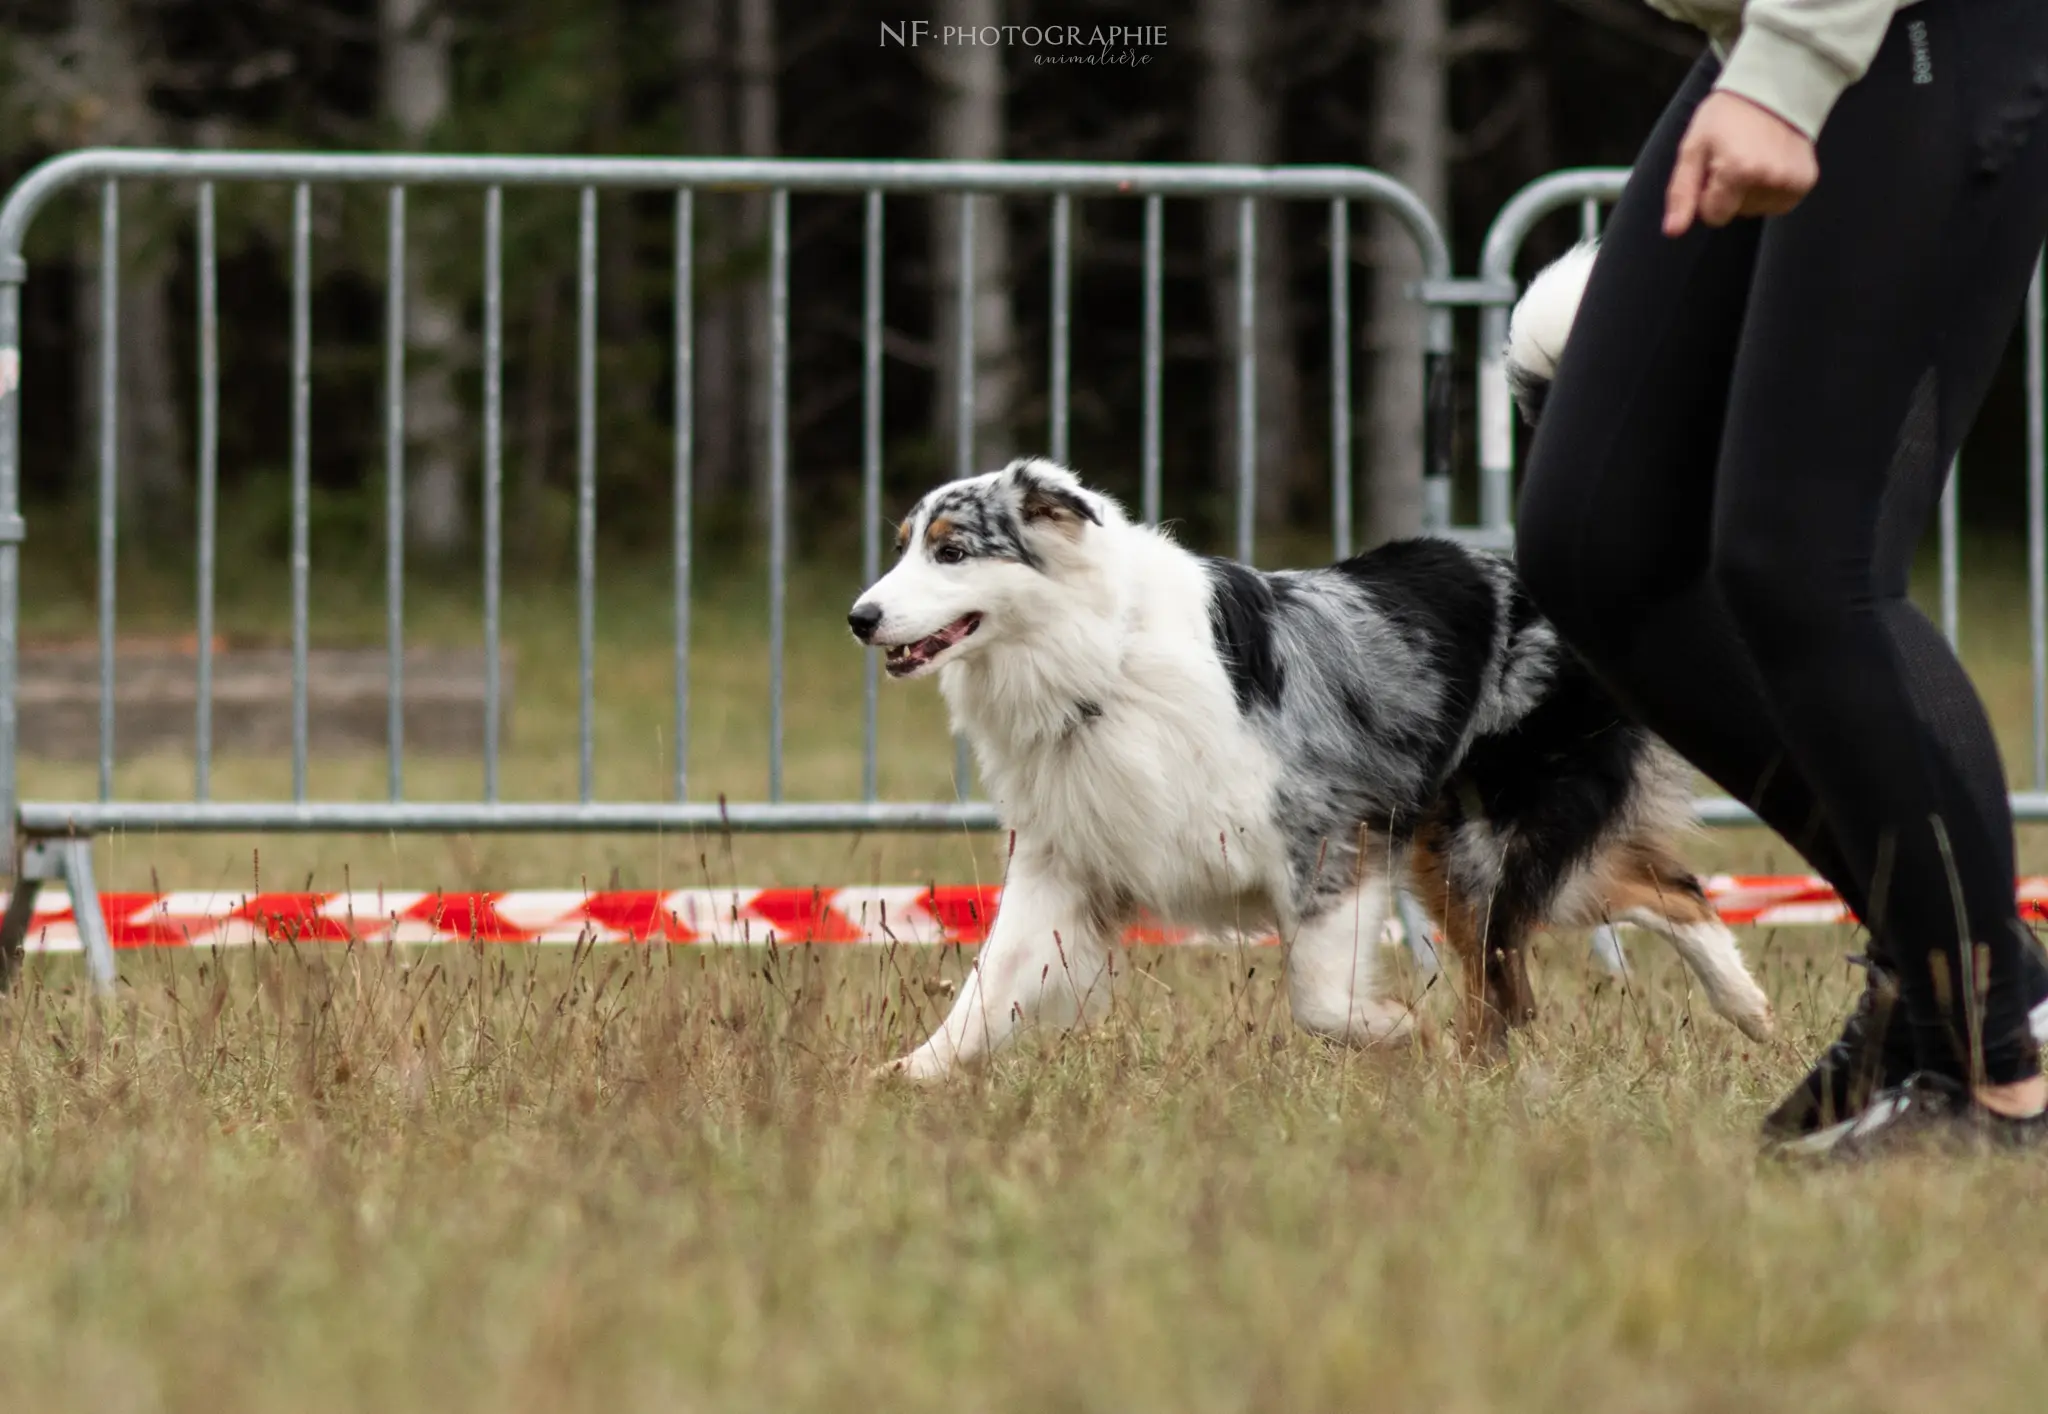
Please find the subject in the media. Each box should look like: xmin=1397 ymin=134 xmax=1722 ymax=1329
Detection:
xmin=1204 ymin=559 xmax=1288 ymax=712
xmin=916 ymin=484 xmax=1043 ymax=568
xmin=902 ymin=462 xmax=1102 ymax=574
xmin=1194 ymin=536 xmax=1599 ymax=909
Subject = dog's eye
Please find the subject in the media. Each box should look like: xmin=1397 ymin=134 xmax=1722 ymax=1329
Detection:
xmin=933 ymin=544 xmax=967 ymax=566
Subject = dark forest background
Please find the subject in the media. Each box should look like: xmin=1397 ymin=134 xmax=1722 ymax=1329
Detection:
xmin=0 ymin=0 xmax=2029 ymax=577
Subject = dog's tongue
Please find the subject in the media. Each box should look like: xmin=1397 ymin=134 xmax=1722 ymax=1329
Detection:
xmin=928 ymin=614 xmax=978 ymax=650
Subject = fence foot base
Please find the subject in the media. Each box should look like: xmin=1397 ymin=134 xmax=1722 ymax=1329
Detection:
xmin=2 ymin=838 xmax=113 ymax=995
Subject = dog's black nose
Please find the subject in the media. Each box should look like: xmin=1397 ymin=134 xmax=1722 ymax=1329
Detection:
xmin=848 ymin=603 xmax=883 ymax=642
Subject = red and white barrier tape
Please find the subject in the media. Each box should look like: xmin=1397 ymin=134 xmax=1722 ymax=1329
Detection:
xmin=6 ymin=876 xmax=2048 ymax=954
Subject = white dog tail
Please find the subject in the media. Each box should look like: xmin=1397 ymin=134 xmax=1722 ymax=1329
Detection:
xmin=1503 ymin=240 xmax=1599 ymax=428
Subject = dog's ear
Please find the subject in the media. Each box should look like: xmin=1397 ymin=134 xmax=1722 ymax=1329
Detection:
xmin=1014 ymin=466 xmax=1101 ymax=535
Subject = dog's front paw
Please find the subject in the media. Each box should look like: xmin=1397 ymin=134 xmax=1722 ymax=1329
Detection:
xmin=870 ymin=1049 xmax=949 ymax=1083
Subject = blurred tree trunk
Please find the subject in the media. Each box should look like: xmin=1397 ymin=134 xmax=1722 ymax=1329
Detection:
xmin=70 ymin=0 xmax=184 ymax=526
xmin=926 ymin=0 xmax=1021 ymax=475
xmin=380 ymin=0 xmax=466 ymax=553
xmin=735 ymin=0 xmax=778 ymax=527
xmin=1361 ymin=0 xmax=1448 ymax=547
xmin=677 ymin=0 xmax=741 ymax=506
xmin=1195 ymin=0 xmax=1302 ymax=532
xmin=594 ymin=0 xmax=650 ymax=508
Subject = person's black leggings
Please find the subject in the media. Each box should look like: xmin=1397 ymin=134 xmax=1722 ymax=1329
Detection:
xmin=1517 ymin=0 xmax=2048 ymax=1087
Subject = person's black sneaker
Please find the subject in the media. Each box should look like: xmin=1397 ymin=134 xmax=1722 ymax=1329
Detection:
xmin=1763 ymin=1070 xmax=2048 ymax=1164
xmin=1759 ymin=954 xmax=1917 ymax=1140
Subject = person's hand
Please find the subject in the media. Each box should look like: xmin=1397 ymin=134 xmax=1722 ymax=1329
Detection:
xmin=1663 ymin=91 xmax=1819 ymax=237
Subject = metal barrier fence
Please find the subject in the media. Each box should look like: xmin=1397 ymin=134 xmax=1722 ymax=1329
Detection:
xmin=6 ymin=152 xmax=2048 ymax=987
xmin=0 ymin=149 xmax=1458 ymax=983
xmin=1473 ymin=168 xmax=2048 ymax=831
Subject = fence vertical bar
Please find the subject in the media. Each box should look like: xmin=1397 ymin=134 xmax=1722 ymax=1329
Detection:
xmin=194 ymin=183 xmax=218 ymax=801
xmin=1141 ymin=194 xmax=1162 ymax=527
xmin=768 ymin=188 xmax=790 ymax=802
xmin=1329 ymin=198 xmax=1351 ymax=561
xmin=1049 ymin=192 xmax=1071 ymax=465
xmin=96 ymin=182 xmax=118 ymax=802
xmin=2029 ymin=254 xmax=2046 ymax=790
xmin=577 ymin=187 xmax=597 ymax=804
xmin=672 ymin=188 xmax=693 ymax=803
xmin=861 ymin=190 xmax=883 ymax=802
xmin=0 ymin=151 xmax=1472 ymax=866
xmin=1579 ymin=198 xmax=1600 ymax=242
xmin=483 ymin=186 xmax=504 ymax=803
xmin=290 ymin=182 xmax=311 ymax=803
xmin=1478 ymin=304 xmax=1513 ymax=540
xmin=1235 ymin=197 xmax=1256 ymax=566
xmin=384 ymin=186 xmax=406 ymax=803
xmin=0 ymin=273 xmax=18 ymax=851
xmin=952 ymin=192 xmax=974 ymax=798
xmin=1940 ymin=456 xmax=1959 ymax=648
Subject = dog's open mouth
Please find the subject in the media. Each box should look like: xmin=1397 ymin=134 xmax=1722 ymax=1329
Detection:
xmin=885 ymin=613 xmax=982 ymax=676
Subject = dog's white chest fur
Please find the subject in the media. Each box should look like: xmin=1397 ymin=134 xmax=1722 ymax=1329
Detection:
xmin=938 ymin=539 xmax=1287 ymax=926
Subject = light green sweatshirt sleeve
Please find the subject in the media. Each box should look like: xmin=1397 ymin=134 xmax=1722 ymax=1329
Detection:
xmin=1713 ymin=0 xmax=1900 ymax=140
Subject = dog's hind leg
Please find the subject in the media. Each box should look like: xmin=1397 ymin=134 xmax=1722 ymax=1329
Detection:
xmin=1594 ymin=843 xmax=1775 ymax=1041
xmin=1408 ymin=823 xmax=1537 ymax=1055
xmin=879 ymin=856 xmax=1115 ymax=1081
xmin=1284 ymin=870 xmax=1424 ymax=1047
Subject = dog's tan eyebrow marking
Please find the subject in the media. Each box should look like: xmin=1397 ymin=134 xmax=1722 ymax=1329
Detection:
xmin=925 ymin=517 xmax=956 ymax=547
xmin=895 ymin=520 xmax=913 ymax=553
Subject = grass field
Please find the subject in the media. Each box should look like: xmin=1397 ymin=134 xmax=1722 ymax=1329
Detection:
xmin=5 ymin=532 xmax=2048 ymax=1411
xmin=4 ymin=937 xmax=2048 ymax=1412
